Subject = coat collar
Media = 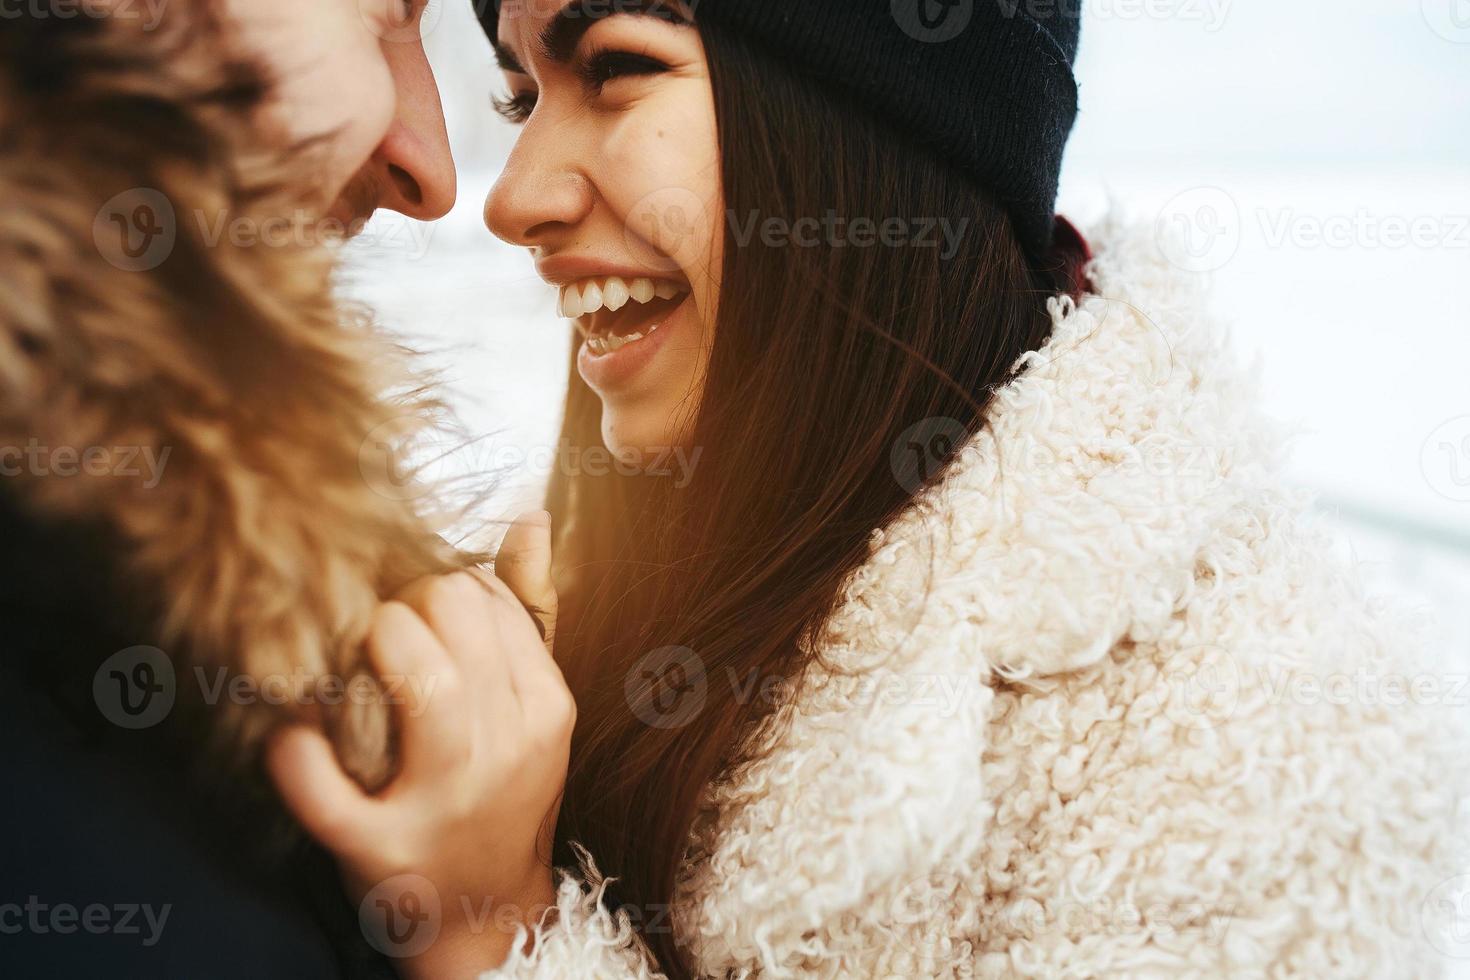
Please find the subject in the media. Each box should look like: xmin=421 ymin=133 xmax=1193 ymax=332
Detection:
xmin=826 ymin=216 xmax=1288 ymax=680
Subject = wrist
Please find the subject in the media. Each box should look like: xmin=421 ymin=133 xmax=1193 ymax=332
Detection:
xmin=395 ymin=873 xmax=558 ymax=980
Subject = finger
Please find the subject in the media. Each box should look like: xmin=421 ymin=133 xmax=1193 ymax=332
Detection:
xmin=463 ymin=576 xmax=571 ymax=731
xmin=461 ymin=567 xmax=570 ymax=728
xmin=494 ymin=510 xmax=559 ymax=653
xmin=394 ymin=572 xmax=515 ymax=700
xmin=266 ymin=725 xmax=385 ymax=863
xmin=366 ymin=600 xmax=482 ymax=780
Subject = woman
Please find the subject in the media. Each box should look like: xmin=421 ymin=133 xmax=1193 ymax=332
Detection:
xmin=270 ymin=1 xmax=1467 ymax=977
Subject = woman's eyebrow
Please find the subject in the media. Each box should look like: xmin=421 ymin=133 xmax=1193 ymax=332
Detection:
xmin=492 ymin=1 xmax=689 ymax=77
xmin=539 ymin=0 xmax=691 ymax=64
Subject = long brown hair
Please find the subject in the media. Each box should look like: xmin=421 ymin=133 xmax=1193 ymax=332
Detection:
xmin=545 ymin=22 xmax=1085 ymax=976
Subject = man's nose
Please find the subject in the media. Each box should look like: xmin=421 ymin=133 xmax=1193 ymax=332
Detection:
xmin=374 ymin=40 xmax=456 ymax=220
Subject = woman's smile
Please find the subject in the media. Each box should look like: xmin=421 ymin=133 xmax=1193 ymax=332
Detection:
xmin=484 ymin=0 xmax=718 ymax=452
xmin=553 ymin=273 xmax=693 ymax=390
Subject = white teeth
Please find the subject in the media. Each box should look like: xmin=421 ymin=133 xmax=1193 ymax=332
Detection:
xmin=580 ymin=281 xmax=605 ymax=317
xmin=560 ymin=288 xmax=583 ymax=319
xmin=582 ymin=321 xmax=664 ymax=357
xmin=558 ymin=276 xmax=687 ymax=320
xmin=602 ymin=277 xmax=630 ymax=312
xmin=629 ymin=277 xmax=656 ymax=304
xmin=584 ymin=324 xmax=658 ymax=356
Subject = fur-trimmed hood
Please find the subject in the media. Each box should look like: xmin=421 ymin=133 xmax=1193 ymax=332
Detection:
xmin=490 ymin=220 xmax=1469 ymax=978
xmin=0 ymin=5 xmax=459 ymax=788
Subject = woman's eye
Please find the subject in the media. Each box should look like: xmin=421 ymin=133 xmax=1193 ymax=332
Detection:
xmin=493 ymin=92 xmax=537 ymax=125
xmin=576 ymin=50 xmax=670 ymax=92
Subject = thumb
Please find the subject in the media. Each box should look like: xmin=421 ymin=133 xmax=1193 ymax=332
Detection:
xmin=496 ymin=509 xmax=558 ymax=652
xmin=265 ymin=725 xmax=381 ymax=864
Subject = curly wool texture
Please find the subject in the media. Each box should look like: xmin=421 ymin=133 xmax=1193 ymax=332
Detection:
xmin=486 ymin=222 xmax=1469 ymax=978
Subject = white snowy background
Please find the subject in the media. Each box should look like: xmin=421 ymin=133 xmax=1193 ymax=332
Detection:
xmin=342 ymin=0 xmax=1470 ymax=965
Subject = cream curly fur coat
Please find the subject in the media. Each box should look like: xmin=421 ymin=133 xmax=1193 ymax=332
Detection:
xmin=486 ymin=223 xmax=1468 ymax=978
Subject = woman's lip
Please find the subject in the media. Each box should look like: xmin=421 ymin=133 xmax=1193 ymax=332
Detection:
xmin=576 ymin=295 xmax=689 ymax=393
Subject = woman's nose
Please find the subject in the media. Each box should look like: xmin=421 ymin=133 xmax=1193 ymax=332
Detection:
xmin=483 ymin=140 xmax=595 ymax=248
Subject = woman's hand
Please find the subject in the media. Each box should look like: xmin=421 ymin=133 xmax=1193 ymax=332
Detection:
xmin=266 ymin=513 xmax=572 ymax=979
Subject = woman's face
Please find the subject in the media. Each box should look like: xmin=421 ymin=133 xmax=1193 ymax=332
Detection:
xmin=484 ymin=1 xmax=721 ymax=456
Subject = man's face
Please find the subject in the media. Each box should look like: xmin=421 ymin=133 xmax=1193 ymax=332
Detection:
xmin=221 ymin=0 xmax=455 ymax=227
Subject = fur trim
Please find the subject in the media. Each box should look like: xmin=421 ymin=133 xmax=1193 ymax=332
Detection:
xmin=0 ymin=6 xmax=461 ymax=785
xmin=495 ymin=843 xmax=667 ymax=979
xmin=482 ymin=219 xmax=1470 ymax=977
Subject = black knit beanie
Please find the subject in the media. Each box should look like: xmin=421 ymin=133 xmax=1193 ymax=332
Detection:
xmin=477 ymin=0 xmax=1082 ymax=259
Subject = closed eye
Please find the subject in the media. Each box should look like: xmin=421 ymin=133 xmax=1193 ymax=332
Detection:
xmin=493 ymin=91 xmax=537 ymax=124
xmin=576 ymin=49 xmax=670 ymax=92
xmin=492 ymin=48 xmax=670 ymax=125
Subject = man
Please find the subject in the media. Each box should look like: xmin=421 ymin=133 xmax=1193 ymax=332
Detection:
xmin=0 ymin=1 xmax=463 ymax=974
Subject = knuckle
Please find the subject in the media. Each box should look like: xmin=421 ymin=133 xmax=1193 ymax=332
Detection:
xmin=425 ymin=572 xmax=484 ymax=619
xmin=372 ymin=599 xmax=413 ymax=629
xmin=478 ymin=572 xmax=519 ymax=606
xmin=370 ymin=600 xmax=419 ymax=646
